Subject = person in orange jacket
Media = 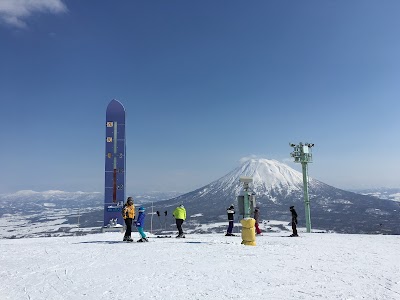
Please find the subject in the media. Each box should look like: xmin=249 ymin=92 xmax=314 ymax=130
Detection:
xmin=122 ymin=197 xmax=135 ymax=242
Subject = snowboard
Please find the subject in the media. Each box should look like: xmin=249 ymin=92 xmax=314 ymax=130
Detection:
xmin=104 ymin=99 xmax=126 ymax=227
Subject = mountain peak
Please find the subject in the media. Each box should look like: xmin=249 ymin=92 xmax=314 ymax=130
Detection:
xmin=234 ymin=158 xmax=304 ymax=192
xmin=192 ymin=158 xmax=305 ymax=201
xmin=164 ymin=157 xmax=400 ymax=235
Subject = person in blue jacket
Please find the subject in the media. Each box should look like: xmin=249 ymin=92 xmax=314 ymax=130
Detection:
xmin=136 ymin=207 xmax=148 ymax=242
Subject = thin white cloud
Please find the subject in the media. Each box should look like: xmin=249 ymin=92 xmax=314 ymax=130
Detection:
xmin=282 ymin=158 xmax=294 ymax=164
xmin=239 ymin=155 xmax=265 ymax=164
xmin=0 ymin=0 xmax=67 ymax=28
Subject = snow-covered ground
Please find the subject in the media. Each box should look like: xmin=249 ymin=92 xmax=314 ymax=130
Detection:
xmin=1 ymin=232 xmax=399 ymax=300
xmin=0 ymin=209 xmax=101 ymax=238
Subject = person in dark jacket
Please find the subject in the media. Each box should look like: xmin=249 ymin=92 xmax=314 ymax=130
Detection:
xmin=254 ymin=207 xmax=262 ymax=235
xmin=136 ymin=207 xmax=148 ymax=242
xmin=122 ymin=197 xmax=135 ymax=242
xmin=290 ymin=205 xmax=298 ymax=237
xmin=225 ymin=204 xmax=235 ymax=236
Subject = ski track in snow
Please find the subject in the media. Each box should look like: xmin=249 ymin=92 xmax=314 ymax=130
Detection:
xmin=0 ymin=232 xmax=399 ymax=300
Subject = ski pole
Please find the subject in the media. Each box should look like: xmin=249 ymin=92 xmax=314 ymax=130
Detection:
xmin=157 ymin=211 xmax=163 ymax=229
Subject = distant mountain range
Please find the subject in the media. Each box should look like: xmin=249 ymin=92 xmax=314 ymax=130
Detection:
xmin=0 ymin=190 xmax=181 ymax=238
xmin=157 ymin=158 xmax=400 ymax=235
xmin=351 ymin=188 xmax=400 ymax=202
xmin=0 ymin=190 xmax=182 ymax=204
xmin=1 ymin=159 xmax=399 ymax=238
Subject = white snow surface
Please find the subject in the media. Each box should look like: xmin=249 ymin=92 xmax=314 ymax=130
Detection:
xmin=390 ymin=193 xmax=400 ymax=202
xmin=1 ymin=232 xmax=399 ymax=300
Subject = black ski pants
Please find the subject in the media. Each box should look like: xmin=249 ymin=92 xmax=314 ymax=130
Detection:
xmin=227 ymin=220 xmax=234 ymax=234
xmin=124 ymin=218 xmax=133 ymax=237
xmin=292 ymin=220 xmax=298 ymax=236
xmin=176 ymin=219 xmax=184 ymax=235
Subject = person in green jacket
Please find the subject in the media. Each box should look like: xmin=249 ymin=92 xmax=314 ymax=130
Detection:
xmin=173 ymin=204 xmax=186 ymax=238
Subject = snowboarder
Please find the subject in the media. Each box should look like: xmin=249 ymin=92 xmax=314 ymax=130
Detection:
xmin=136 ymin=207 xmax=148 ymax=242
xmin=173 ymin=204 xmax=186 ymax=238
xmin=225 ymin=204 xmax=235 ymax=236
xmin=254 ymin=206 xmax=262 ymax=235
xmin=122 ymin=197 xmax=135 ymax=242
xmin=290 ymin=205 xmax=298 ymax=237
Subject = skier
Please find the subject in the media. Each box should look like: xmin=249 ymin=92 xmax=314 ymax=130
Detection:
xmin=173 ymin=204 xmax=186 ymax=238
xmin=254 ymin=206 xmax=262 ymax=235
xmin=122 ymin=197 xmax=135 ymax=242
xmin=225 ymin=204 xmax=235 ymax=236
xmin=290 ymin=205 xmax=298 ymax=237
xmin=136 ymin=207 xmax=148 ymax=242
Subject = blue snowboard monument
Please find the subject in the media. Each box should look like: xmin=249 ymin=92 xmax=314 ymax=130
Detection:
xmin=103 ymin=99 xmax=126 ymax=231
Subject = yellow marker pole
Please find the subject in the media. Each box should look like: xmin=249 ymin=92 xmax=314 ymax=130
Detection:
xmin=241 ymin=218 xmax=256 ymax=246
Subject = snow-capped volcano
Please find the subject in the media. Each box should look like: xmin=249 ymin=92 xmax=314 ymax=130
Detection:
xmin=203 ymin=158 xmax=305 ymax=199
xmin=188 ymin=158 xmax=324 ymax=205
xmin=158 ymin=158 xmax=399 ymax=235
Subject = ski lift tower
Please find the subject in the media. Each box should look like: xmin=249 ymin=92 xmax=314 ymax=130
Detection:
xmin=237 ymin=176 xmax=257 ymax=246
xmin=289 ymin=142 xmax=314 ymax=233
xmin=238 ymin=176 xmax=256 ymax=219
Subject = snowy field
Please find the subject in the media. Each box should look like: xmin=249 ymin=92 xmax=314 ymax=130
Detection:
xmin=1 ymin=232 xmax=399 ymax=300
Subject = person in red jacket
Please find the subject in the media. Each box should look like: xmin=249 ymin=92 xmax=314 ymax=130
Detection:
xmin=254 ymin=207 xmax=262 ymax=235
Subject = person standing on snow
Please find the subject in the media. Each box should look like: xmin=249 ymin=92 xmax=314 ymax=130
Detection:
xmin=254 ymin=206 xmax=262 ymax=235
xmin=136 ymin=207 xmax=148 ymax=242
xmin=122 ymin=197 xmax=135 ymax=242
xmin=290 ymin=205 xmax=298 ymax=237
xmin=225 ymin=204 xmax=235 ymax=236
xmin=173 ymin=204 xmax=186 ymax=238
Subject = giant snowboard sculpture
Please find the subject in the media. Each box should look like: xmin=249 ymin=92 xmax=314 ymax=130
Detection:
xmin=103 ymin=99 xmax=126 ymax=231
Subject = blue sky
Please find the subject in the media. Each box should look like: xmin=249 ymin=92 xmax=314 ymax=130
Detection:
xmin=0 ymin=0 xmax=399 ymax=194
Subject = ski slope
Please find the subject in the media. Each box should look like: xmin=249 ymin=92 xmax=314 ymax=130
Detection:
xmin=1 ymin=232 xmax=399 ymax=300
